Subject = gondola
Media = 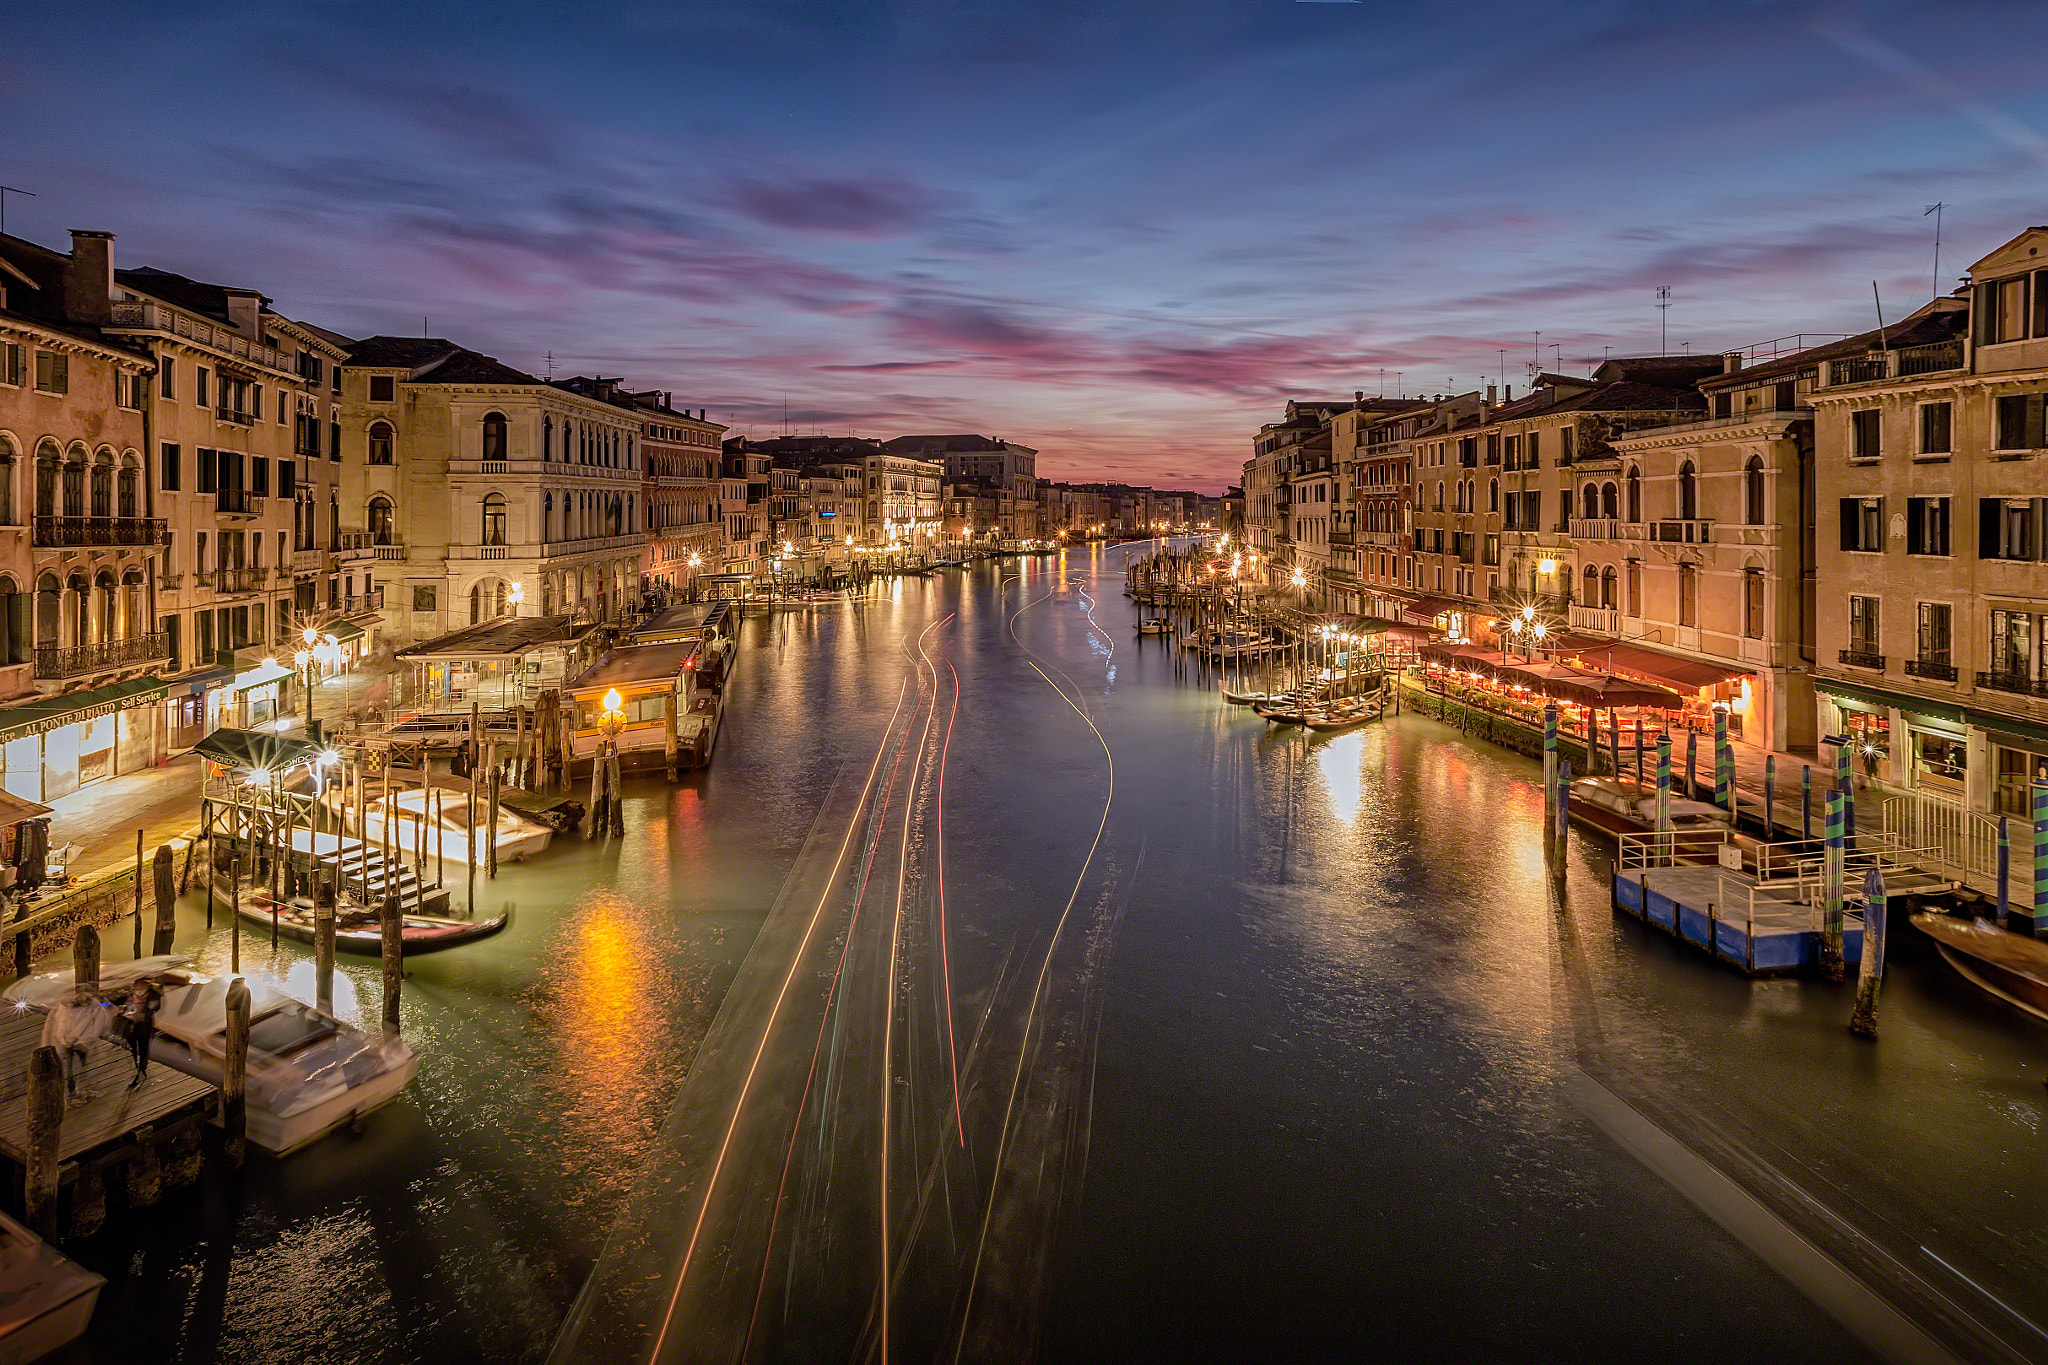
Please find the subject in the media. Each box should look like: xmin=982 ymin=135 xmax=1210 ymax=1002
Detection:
xmin=237 ymin=891 xmax=510 ymax=955
xmin=1303 ymin=703 xmax=1382 ymax=732
xmin=1220 ymin=685 xmax=1270 ymax=705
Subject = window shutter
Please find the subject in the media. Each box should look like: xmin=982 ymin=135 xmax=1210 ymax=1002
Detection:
xmin=2030 ymin=395 xmax=2048 ymax=450
xmin=1844 ymin=499 xmax=1861 ymax=551
xmin=2037 ymin=500 xmax=2048 ymax=560
xmin=1977 ymin=285 xmax=1998 ymax=346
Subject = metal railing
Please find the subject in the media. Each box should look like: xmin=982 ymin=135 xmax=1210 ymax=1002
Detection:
xmin=1976 ymin=670 xmax=2048 ymax=698
xmin=212 ymin=568 xmax=262 ymax=594
xmin=33 ymin=633 xmax=168 ymax=678
xmin=1903 ymin=657 xmax=1957 ymax=682
xmin=1883 ymin=794 xmax=1999 ymax=895
xmin=1649 ymin=519 xmax=1712 ymax=544
xmin=32 ymin=515 xmax=166 ymax=547
xmin=215 ymin=489 xmax=261 ymax=515
xmin=1838 ymin=647 xmax=1885 ymax=670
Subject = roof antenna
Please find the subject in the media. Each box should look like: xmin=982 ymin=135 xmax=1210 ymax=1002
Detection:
xmin=546 ymin=350 xmax=554 ymax=378
xmin=423 ymin=315 xmax=429 ymax=338
xmin=0 ymin=184 xmax=35 ymax=237
xmin=1872 ymin=281 xmax=1888 ymax=350
xmin=1656 ymin=285 xmax=1672 ymax=354
xmin=1924 ymin=202 xmax=1944 ymax=297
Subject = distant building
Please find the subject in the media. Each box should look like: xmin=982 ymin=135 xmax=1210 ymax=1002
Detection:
xmin=882 ymin=435 xmax=1035 ymax=539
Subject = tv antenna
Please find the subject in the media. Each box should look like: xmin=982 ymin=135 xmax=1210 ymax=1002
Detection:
xmin=1925 ymin=203 xmax=1944 ymax=297
xmin=0 ymin=184 xmax=34 ymax=237
xmin=1656 ymin=286 xmax=1672 ymax=354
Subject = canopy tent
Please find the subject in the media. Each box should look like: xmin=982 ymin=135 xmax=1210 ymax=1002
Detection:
xmin=1419 ymin=642 xmax=1508 ymax=674
xmin=194 ymin=727 xmax=327 ymax=776
xmin=1493 ymin=660 xmax=1681 ymax=710
xmin=1557 ymin=640 xmax=1747 ymax=693
xmin=1400 ymin=595 xmax=1464 ymax=622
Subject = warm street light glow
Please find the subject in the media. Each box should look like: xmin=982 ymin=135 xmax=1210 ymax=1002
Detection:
xmin=1521 ymin=605 xmax=1535 ymax=621
xmin=302 ymin=626 xmax=318 ymax=645
xmin=509 ymin=582 xmax=525 ymax=604
xmin=689 ymin=553 xmax=702 ymax=567
xmin=1537 ymin=558 xmax=1557 ymax=574
xmin=261 ymin=656 xmax=277 ymax=669
xmin=319 ymin=749 xmax=341 ymax=767
xmin=294 ymin=649 xmax=310 ymax=667
xmin=246 ymin=767 xmax=272 ymax=786
xmin=1291 ymin=569 xmax=1305 ymax=587
xmin=602 ymin=687 xmax=623 ymax=714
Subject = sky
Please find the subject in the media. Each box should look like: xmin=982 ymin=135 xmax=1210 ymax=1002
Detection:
xmin=8 ymin=0 xmax=2048 ymax=492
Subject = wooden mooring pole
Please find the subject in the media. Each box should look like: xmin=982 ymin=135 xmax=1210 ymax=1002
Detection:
xmin=132 ymin=830 xmax=144 ymax=958
xmin=26 ymin=1046 xmax=62 ymax=1238
xmin=315 ymin=898 xmax=335 ymax=1015
xmin=222 ymin=977 xmax=250 ymax=1169
xmin=73 ymin=924 xmax=98 ymax=992
xmin=485 ymin=758 xmax=500 ymax=880
xmin=380 ymin=893 xmax=402 ymax=1037
xmin=12 ymin=898 xmax=30 ymax=980
xmin=152 ymin=843 xmax=176 ymax=955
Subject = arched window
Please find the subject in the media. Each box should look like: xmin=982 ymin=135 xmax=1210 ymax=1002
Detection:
xmin=482 ymin=411 xmax=508 ymax=461
xmin=1583 ymin=564 xmax=1600 ymax=602
xmin=1625 ymin=467 xmax=1641 ymax=523
xmin=368 ymin=422 xmax=394 ymax=465
xmin=61 ymin=447 xmax=85 ymax=518
xmin=89 ymin=452 xmax=113 ymax=519
xmin=34 ymin=442 xmax=58 ymax=520
xmin=482 ymin=492 xmax=506 ymax=547
xmin=1434 ymin=481 xmax=1444 ymax=511
xmin=1600 ymin=565 xmax=1618 ymax=609
xmin=542 ymin=576 xmax=556 ymax=615
xmin=0 ymin=440 xmax=16 ymax=528
xmin=1678 ymin=461 xmax=1697 ymax=520
xmin=1601 ymin=481 xmax=1619 ymax=519
xmin=34 ymin=574 xmax=60 ymax=651
xmin=1582 ymin=484 xmax=1600 ymax=519
xmin=1488 ymin=478 xmax=1499 ymax=513
xmin=1744 ymin=456 xmax=1765 ymax=525
xmin=117 ymin=455 xmax=140 ymax=519
xmin=368 ymin=496 xmax=395 ymax=545
xmin=0 ymin=575 xmax=21 ymax=666
xmin=542 ymin=492 xmax=553 ymax=543
xmin=329 ymin=491 xmax=340 ymax=547
xmin=542 ymin=416 xmax=553 ymax=462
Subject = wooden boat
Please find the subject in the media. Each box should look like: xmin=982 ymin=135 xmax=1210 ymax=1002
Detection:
xmin=1565 ymin=777 xmax=1732 ymax=843
xmin=1303 ymin=703 xmax=1383 ymax=732
xmin=1913 ymin=913 xmax=2048 ymax=1024
xmin=1135 ymin=619 xmax=1172 ymax=636
xmin=7 ymin=958 xmax=418 ymax=1156
xmin=1220 ymin=685 xmax=1270 ymax=705
xmin=237 ymin=891 xmax=509 ymax=955
xmin=0 ymin=1210 xmax=101 ymax=1362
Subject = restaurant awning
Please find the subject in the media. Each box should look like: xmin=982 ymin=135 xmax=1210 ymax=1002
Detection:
xmin=1495 ymin=660 xmax=1682 ymax=709
xmin=229 ymin=661 xmax=293 ymax=693
xmin=1419 ymin=642 xmax=1506 ymax=674
xmin=1556 ymin=640 xmax=1749 ymax=693
xmin=1401 ymin=596 xmax=1463 ymax=621
xmin=0 ymin=678 xmax=171 ymax=743
xmin=194 ymin=727 xmax=326 ymax=775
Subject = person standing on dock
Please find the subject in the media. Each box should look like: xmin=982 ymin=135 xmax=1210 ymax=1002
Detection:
xmin=121 ymin=981 xmax=162 ymax=1089
xmin=40 ymin=986 xmax=104 ymax=1104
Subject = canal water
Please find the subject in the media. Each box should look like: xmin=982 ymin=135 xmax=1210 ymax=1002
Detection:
xmin=54 ymin=544 xmax=2048 ymax=1362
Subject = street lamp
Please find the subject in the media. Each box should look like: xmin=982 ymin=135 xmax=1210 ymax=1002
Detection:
xmin=508 ymin=581 xmax=525 ymax=615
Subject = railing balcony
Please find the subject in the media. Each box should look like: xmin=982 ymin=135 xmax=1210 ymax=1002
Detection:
xmin=337 ymin=589 xmax=384 ymax=614
xmin=1838 ymin=647 xmax=1886 ymax=670
xmin=1649 ymin=519 xmax=1712 ymax=544
xmin=32 ymin=515 xmax=167 ymax=548
xmin=35 ymin=633 xmax=169 ymax=679
xmin=106 ymin=300 xmax=294 ymax=373
xmin=1569 ymin=605 xmax=1620 ymax=635
xmin=372 ymin=541 xmax=407 ymax=561
xmin=212 ymin=568 xmax=263 ymax=594
xmin=1898 ymin=340 xmax=1965 ymax=376
xmin=1568 ymin=517 xmax=1619 ymax=541
xmin=1904 ymin=658 xmax=1958 ymax=682
xmin=1824 ymin=341 xmax=1965 ymax=387
xmin=1977 ymin=670 xmax=2048 ymax=698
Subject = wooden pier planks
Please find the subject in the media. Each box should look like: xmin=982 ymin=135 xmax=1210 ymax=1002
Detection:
xmin=0 ymin=1012 xmax=213 ymax=1168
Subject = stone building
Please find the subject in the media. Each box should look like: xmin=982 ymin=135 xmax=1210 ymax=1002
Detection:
xmin=881 ymin=435 xmax=1036 ymax=539
xmin=630 ymin=392 xmax=725 ymax=599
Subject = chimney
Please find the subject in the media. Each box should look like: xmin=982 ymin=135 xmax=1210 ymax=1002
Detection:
xmin=224 ymin=287 xmax=261 ymax=337
xmin=1354 ymin=390 xmax=1364 ymax=402
xmin=65 ymin=230 xmax=115 ymax=326
xmin=1485 ymin=384 xmax=1497 ymax=405
xmin=1722 ymin=351 xmax=1743 ymax=374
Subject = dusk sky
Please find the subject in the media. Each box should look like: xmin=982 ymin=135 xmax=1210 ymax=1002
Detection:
xmin=10 ymin=0 xmax=2048 ymax=491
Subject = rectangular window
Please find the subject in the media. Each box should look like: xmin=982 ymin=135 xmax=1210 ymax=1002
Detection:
xmin=1850 ymin=408 xmax=1881 ymax=460
xmin=1991 ymin=608 xmax=2035 ymax=679
xmin=1528 ymin=431 xmax=1541 ymax=466
xmin=1995 ymin=394 xmax=2047 ymax=451
xmin=278 ymin=461 xmax=295 ymax=498
xmin=1627 ymin=561 xmax=1641 ymax=617
xmin=161 ymin=443 xmax=181 ymax=492
xmin=195 ymin=367 xmax=208 ymax=408
xmin=1743 ymin=570 xmax=1765 ymax=639
xmin=1916 ymin=602 xmax=1952 ymax=668
xmin=277 ymin=390 xmax=287 ymax=424
xmin=196 ymin=448 xmax=216 ymax=495
xmin=1840 ymin=497 xmax=1884 ymax=552
xmin=159 ymin=357 xmax=176 ymax=400
xmin=1677 ymin=563 xmax=1697 ymax=627
xmin=369 ymin=375 xmax=395 ymax=402
xmin=1906 ymin=497 xmax=1950 ymax=556
xmin=250 ymin=383 xmax=261 ymax=419
xmin=1979 ymin=498 xmax=2038 ymax=560
xmin=1849 ymin=595 xmax=1881 ymax=653
xmin=1989 ymin=276 xmax=2030 ymax=344
xmin=0 ymin=343 xmax=22 ymax=387
xmin=329 ymin=421 xmax=341 ymax=461
xmin=250 ymin=456 xmax=269 ymax=497
xmin=1919 ymin=402 xmax=1952 ymax=455
xmin=32 ymin=351 xmax=68 ymax=394
xmin=196 ymin=610 xmax=215 ymax=662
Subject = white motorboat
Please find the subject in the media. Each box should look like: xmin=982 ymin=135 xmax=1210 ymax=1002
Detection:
xmin=7 ymin=957 xmax=417 ymax=1157
xmin=0 ymin=1209 xmax=101 ymax=1362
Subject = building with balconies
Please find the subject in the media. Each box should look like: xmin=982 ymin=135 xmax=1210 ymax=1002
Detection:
xmin=881 ymin=435 xmax=1037 ymax=540
xmin=1805 ymin=229 xmax=2048 ymax=896
xmin=626 ymin=391 xmax=725 ymax=599
xmin=0 ymin=229 xmax=173 ymax=799
xmin=336 ymin=348 xmax=647 ymax=644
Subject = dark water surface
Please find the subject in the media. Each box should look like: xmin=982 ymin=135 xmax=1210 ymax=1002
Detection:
xmin=52 ymin=545 xmax=2048 ymax=1362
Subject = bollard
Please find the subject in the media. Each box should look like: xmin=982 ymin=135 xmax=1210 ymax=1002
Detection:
xmin=26 ymin=1045 xmax=62 ymax=1239
xmin=222 ymin=978 xmax=250 ymax=1169
xmin=608 ymin=751 xmax=625 ymax=837
xmin=1821 ymin=789 xmax=1847 ymax=984
xmin=587 ymin=744 xmax=607 ymax=841
xmin=664 ymin=691 xmax=680 ymax=783
xmin=381 ymin=894 xmax=402 ymax=1037
xmin=152 ymin=843 xmax=176 ymax=955
xmin=127 ymin=1123 xmax=163 ymax=1208
xmin=72 ymin=924 xmax=99 ymax=993
xmin=229 ymin=857 xmax=242 ymax=975
xmin=315 ymin=898 xmax=336 ymax=1015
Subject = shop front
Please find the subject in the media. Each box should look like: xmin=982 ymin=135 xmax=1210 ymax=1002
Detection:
xmin=206 ymin=660 xmax=294 ymax=733
xmin=0 ymin=680 xmax=170 ymax=802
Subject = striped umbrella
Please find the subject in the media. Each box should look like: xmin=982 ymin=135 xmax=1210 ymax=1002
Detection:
xmin=1997 ymin=814 xmax=2010 ymax=926
xmin=2034 ymin=782 xmax=2048 ymax=935
xmin=1685 ymin=730 xmax=1698 ymax=802
xmin=1713 ymin=708 xmax=1733 ymax=815
xmin=1823 ymin=788 xmax=1846 ymax=975
xmin=1655 ymin=734 xmax=1673 ymax=834
xmin=1764 ymin=754 xmax=1777 ymax=838
xmin=1802 ymin=764 xmax=1813 ymax=841
xmin=1851 ymin=866 xmax=1888 ymax=1037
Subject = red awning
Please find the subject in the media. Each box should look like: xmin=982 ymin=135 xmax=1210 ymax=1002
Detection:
xmin=1401 ymin=596 xmax=1463 ymax=621
xmin=1559 ymin=640 xmax=1749 ymax=693
xmin=1419 ymin=642 xmax=1505 ymax=674
xmin=1495 ymin=660 xmax=1682 ymax=709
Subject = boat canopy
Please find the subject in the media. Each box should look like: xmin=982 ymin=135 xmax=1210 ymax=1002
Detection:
xmin=194 ymin=727 xmax=327 ymax=776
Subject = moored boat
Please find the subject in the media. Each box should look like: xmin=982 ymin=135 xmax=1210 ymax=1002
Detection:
xmin=0 ymin=1210 xmax=101 ymax=1362
xmin=6 ymin=958 xmax=418 ymax=1156
xmin=1303 ymin=702 xmax=1383 ymax=732
xmin=237 ymin=890 xmax=509 ymax=955
xmin=1566 ymin=776 xmax=1731 ymax=842
xmin=1912 ymin=912 xmax=2048 ymax=1024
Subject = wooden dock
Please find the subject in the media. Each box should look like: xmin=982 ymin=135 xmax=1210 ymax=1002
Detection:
xmin=1614 ymin=865 xmax=1865 ymax=975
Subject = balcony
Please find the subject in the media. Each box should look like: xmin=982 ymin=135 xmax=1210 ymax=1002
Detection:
xmin=210 ymin=568 xmax=263 ymax=595
xmin=1823 ymin=340 xmax=1964 ymax=388
xmin=1977 ymin=670 xmax=2048 ymax=698
xmin=1568 ymin=517 xmax=1620 ymax=541
xmin=33 ymin=515 xmax=167 ymax=548
xmin=1838 ymin=647 xmax=1885 ymax=670
xmin=215 ymin=490 xmax=262 ymax=517
xmin=1904 ymin=658 xmax=1958 ymax=682
xmin=372 ymin=541 xmax=407 ymax=561
xmin=1648 ymin=519 xmax=1712 ymax=544
xmin=106 ymin=300 xmax=293 ymax=373
xmin=1361 ymin=530 xmax=1404 ymax=548
xmin=1329 ymin=530 xmax=1354 ymax=548
xmin=334 ymin=590 xmax=384 ymax=615
xmin=1489 ymin=585 xmax=1572 ymax=613
xmin=35 ymin=633 xmax=168 ymax=679
xmin=1569 ymin=605 xmax=1620 ymax=635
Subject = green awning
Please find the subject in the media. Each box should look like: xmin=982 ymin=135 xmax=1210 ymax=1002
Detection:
xmin=330 ymin=621 xmax=366 ymax=642
xmin=0 ymin=678 xmax=170 ymax=743
xmin=1817 ymin=677 xmax=2048 ymax=749
xmin=229 ymin=662 xmax=292 ymax=693
xmin=193 ymin=727 xmax=325 ymax=774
